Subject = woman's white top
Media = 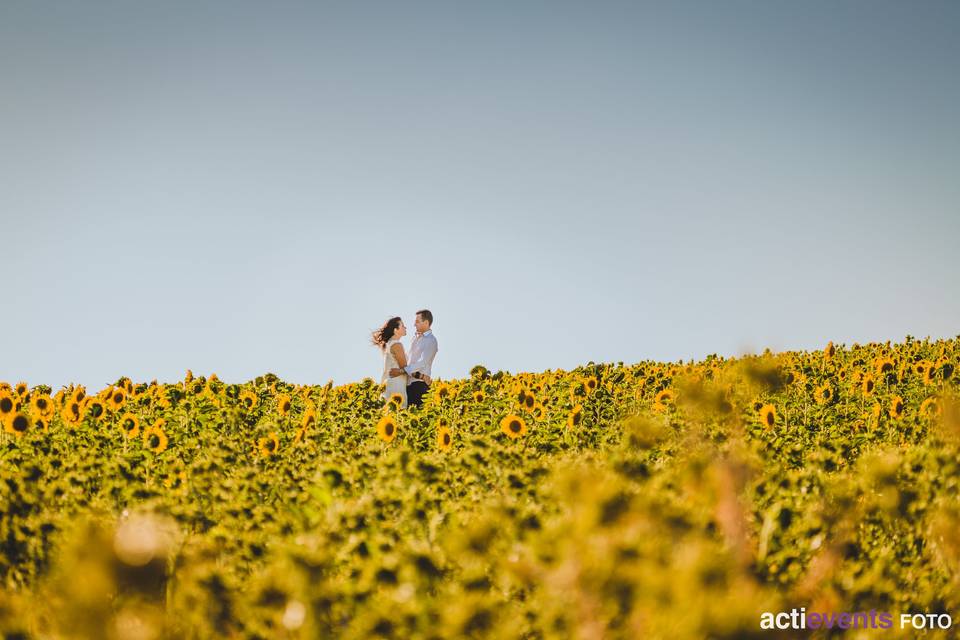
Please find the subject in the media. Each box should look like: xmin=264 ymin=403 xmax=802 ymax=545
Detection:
xmin=381 ymin=338 xmax=409 ymax=406
xmin=382 ymin=338 xmax=405 ymax=383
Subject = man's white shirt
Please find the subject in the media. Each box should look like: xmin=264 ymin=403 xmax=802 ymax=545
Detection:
xmin=404 ymin=329 xmax=438 ymax=382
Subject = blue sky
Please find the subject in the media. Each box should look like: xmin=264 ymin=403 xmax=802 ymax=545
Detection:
xmin=2 ymin=1 xmax=958 ymax=391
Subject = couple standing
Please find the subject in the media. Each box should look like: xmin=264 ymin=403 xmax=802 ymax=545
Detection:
xmin=372 ymin=309 xmax=438 ymax=408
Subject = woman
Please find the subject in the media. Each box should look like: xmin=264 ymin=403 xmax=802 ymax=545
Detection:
xmin=372 ymin=316 xmax=408 ymax=408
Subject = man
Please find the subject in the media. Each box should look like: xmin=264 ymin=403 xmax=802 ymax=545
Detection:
xmin=389 ymin=309 xmax=438 ymax=408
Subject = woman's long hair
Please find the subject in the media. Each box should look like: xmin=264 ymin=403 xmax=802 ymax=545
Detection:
xmin=371 ymin=316 xmax=402 ymax=351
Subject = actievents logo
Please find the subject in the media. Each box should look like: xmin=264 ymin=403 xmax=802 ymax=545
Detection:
xmin=760 ymin=608 xmax=953 ymax=632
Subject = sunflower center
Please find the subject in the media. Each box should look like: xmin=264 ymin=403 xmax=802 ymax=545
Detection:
xmin=510 ymin=420 xmax=521 ymax=433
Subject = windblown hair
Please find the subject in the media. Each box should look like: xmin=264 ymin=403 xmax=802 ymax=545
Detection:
xmin=371 ymin=316 xmax=403 ymax=351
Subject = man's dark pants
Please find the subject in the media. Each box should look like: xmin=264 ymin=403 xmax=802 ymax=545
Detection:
xmin=407 ymin=381 xmax=429 ymax=408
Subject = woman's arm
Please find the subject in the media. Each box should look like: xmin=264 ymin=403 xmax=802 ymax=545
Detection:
xmin=390 ymin=342 xmax=407 ymax=368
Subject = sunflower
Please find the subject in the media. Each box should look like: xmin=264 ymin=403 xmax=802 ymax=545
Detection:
xmin=792 ymin=370 xmax=808 ymax=388
xmin=437 ymin=426 xmax=453 ymax=452
xmin=814 ymin=383 xmax=834 ymax=405
xmin=239 ymin=390 xmax=259 ymax=410
xmin=258 ymin=431 xmax=280 ymax=456
xmin=33 ymin=416 xmax=49 ymax=432
xmin=569 ymin=380 xmax=587 ymax=400
xmin=472 ymin=391 xmax=485 ymax=403
xmin=500 ymin=414 xmax=527 ymax=439
xmin=163 ymin=470 xmax=188 ymax=490
xmin=849 ymin=370 xmax=863 ymax=387
xmin=523 ymin=393 xmax=536 ymax=411
xmin=583 ymin=376 xmax=599 ymax=393
xmin=875 ymin=357 xmax=896 ymax=376
xmin=889 ymin=395 xmax=905 ymax=420
xmin=107 ymin=387 xmax=126 ymax=412
xmin=143 ymin=423 xmax=168 ymax=453
xmin=119 ymin=413 xmax=140 ymax=438
xmin=758 ymin=404 xmax=777 ymax=428
xmin=823 ymin=341 xmax=836 ymax=360
xmin=14 ymin=382 xmax=28 ymax=397
xmin=84 ymin=398 xmax=106 ymax=422
xmin=62 ymin=399 xmax=82 ymax=426
xmin=3 ymin=411 xmax=30 ymax=436
xmin=30 ymin=394 xmax=54 ymax=419
xmin=376 ymin=415 xmax=398 ymax=443
xmin=861 ymin=374 xmax=875 ymax=396
xmin=517 ymin=387 xmax=528 ymax=405
xmin=653 ymin=389 xmax=675 ymax=412
xmin=567 ymin=404 xmax=584 ymax=429
xmin=275 ymin=393 xmax=292 ymax=416
xmin=155 ymin=389 xmax=173 ymax=410
xmin=920 ymin=397 xmax=941 ymax=419
xmin=434 ymin=383 xmax=452 ymax=402
xmin=934 ymin=358 xmax=955 ymax=381
xmin=0 ymin=390 xmax=18 ymax=419
xmin=301 ymin=409 xmax=317 ymax=430
xmin=388 ymin=393 xmax=404 ymax=409
xmin=532 ymin=402 xmax=546 ymax=420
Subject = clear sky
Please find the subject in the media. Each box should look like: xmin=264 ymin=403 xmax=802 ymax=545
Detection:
xmin=2 ymin=1 xmax=958 ymax=391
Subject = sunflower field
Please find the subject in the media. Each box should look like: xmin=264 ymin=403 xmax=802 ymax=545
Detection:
xmin=1 ymin=336 xmax=959 ymax=639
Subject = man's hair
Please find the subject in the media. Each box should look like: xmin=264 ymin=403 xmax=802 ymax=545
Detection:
xmin=416 ymin=309 xmax=433 ymax=326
